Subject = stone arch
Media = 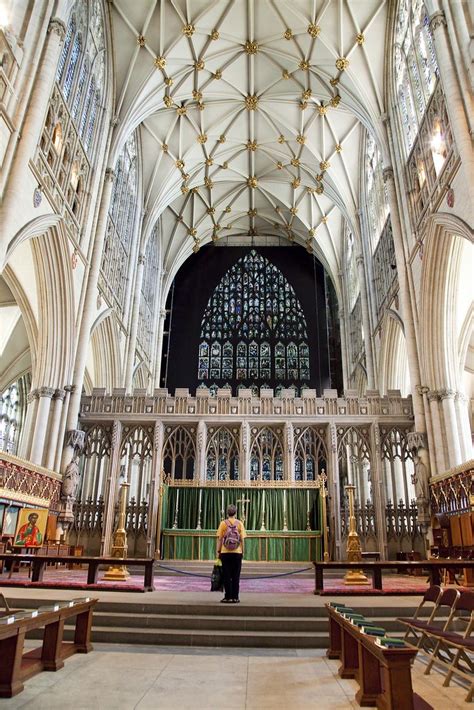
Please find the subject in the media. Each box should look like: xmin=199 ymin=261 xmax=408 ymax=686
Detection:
xmin=89 ymin=310 xmax=121 ymax=391
xmin=378 ymin=311 xmax=410 ymax=396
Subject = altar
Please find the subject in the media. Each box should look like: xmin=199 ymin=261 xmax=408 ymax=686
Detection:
xmin=159 ymin=484 xmax=323 ymax=563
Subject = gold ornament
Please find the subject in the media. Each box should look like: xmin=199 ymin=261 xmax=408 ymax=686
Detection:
xmin=335 ymin=144 xmax=342 ymax=152
xmin=246 ymin=140 xmax=258 ymax=151
xmin=291 ymin=158 xmax=300 ymax=167
xmin=188 ymin=227 xmax=197 ymax=237
xmin=315 ymin=184 xmax=324 ymax=194
xmin=182 ymin=173 xmax=190 ymax=181
xmin=320 ymin=160 xmax=330 ymax=171
xmin=248 ymin=208 xmax=257 ymax=216
xmin=302 ymin=88 xmax=312 ymax=100
xmin=194 ymin=59 xmax=205 ymax=70
xmin=317 ymin=103 xmax=327 ymax=115
xmin=222 ymin=161 xmax=228 ymax=169
xmin=299 ymin=59 xmax=310 ymax=70
xmin=213 ymin=69 xmax=222 ymax=80
xmin=163 ymin=95 xmax=173 ymax=108
xmin=244 ymin=40 xmax=259 ymax=54
xmin=336 ymin=57 xmax=349 ymax=71
xmin=205 ymin=157 xmax=214 ymax=166
xmin=204 ymin=177 xmax=213 ymax=188
xmin=330 ymin=77 xmax=339 ymax=87
xmin=307 ymin=23 xmax=321 ymax=38
xmin=276 ymin=161 xmax=283 ymax=169
xmin=284 ymin=29 xmax=293 ymax=40
xmin=210 ymin=29 xmax=219 ymax=40
xmin=321 ymin=215 xmax=328 ymax=223
xmin=330 ymin=94 xmax=341 ymax=107
xmin=296 ymin=134 xmax=306 ymax=144
xmin=278 ymin=134 xmax=285 ymax=144
xmin=197 ymin=133 xmax=207 ymax=144
xmin=315 ymin=173 xmax=324 ymax=182
xmin=356 ymin=33 xmax=365 ymax=45
xmin=282 ymin=70 xmax=290 ymax=80
xmin=154 ymin=56 xmax=166 ymax=69
xmin=161 ymin=143 xmax=168 ymax=152
xmin=245 ymin=94 xmax=259 ymax=110
xmin=308 ymin=228 xmax=315 ymax=237
xmin=300 ymin=101 xmax=308 ymax=110
xmin=290 ymin=206 xmax=298 ymax=215
xmin=247 ymin=176 xmax=258 ymax=188
xmin=197 ymin=101 xmax=205 ymax=111
xmin=176 ymin=159 xmax=185 ymax=169
xmin=292 ymin=178 xmax=301 ymax=189
xmin=137 ymin=35 xmax=146 ymax=46
xmin=218 ymin=135 xmax=226 ymax=143
xmin=207 ymin=207 xmax=215 ymax=215
xmin=164 ymin=77 xmax=173 ymax=86
xmin=224 ymin=206 xmax=231 ymax=213
xmin=192 ymin=90 xmax=202 ymax=101
xmin=183 ymin=24 xmax=195 ymax=37
xmin=192 ymin=241 xmax=200 ymax=253
xmin=177 ymin=106 xmax=187 ymax=115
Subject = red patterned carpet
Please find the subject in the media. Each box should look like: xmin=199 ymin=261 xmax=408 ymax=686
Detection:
xmin=0 ymin=567 xmax=432 ymax=594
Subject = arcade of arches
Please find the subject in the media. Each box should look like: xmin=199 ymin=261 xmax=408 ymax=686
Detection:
xmin=0 ymin=0 xmax=472 ymax=565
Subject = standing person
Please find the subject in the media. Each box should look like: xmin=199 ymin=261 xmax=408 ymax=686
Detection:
xmin=216 ymin=504 xmax=246 ymax=603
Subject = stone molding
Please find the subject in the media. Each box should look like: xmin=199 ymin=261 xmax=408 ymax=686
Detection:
xmin=104 ymin=167 xmax=116 ymax=182
xmin=429 ymin=11 xmax=447 ymax=33
xmin=38 ymin=387 xmax=55 ymax=399
xmin=53 ymin=388 xmax=67 ymax=401
xmin=47 ymin=17 xmax=67 ymax=41
xmin=382 ymin=167 xmax=394 ymax=184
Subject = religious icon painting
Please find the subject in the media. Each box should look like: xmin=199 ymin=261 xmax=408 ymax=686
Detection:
xmin=13 ymin=507 xmax=48 ymax=547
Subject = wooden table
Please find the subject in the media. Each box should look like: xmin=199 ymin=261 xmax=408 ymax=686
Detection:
xmin=326 ymin=605 xmax=430 ymax=709
xmin=0 ymin=599 xmax=97 ymax=697
xmin=313 ymin=560 xmax=474 ymax=594
xmin=0 ymin=554 xmax=155 ymax=591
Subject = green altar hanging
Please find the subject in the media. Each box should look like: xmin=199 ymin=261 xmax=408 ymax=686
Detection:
xmin=159 ymin=486 xmax=322 ymax=562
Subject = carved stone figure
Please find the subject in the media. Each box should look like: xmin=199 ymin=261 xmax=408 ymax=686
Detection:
xmin=61 ymin=453 xmax=80 ymax=501
xmin=413 ymin=454 xmax=429 ymax=501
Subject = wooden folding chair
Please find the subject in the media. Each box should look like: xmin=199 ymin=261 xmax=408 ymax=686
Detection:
xmin=423 ymin=590 xmax=474 ymax=701
xmin=416 ymin=588 xmax=460 ymax=654
xmin=397 ymin=584 xmax=443 ymax=647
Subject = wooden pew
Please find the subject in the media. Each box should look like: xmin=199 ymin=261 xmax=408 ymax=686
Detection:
xmin=0 ymin=554 xmax=155 ymax=591
xmin=326 ymin=604 xmax=431 ymax=709
xmin=313 ymin=560 xmax=474 ymax=594
xmin=0 ymin=598 xmax=97 ymax=697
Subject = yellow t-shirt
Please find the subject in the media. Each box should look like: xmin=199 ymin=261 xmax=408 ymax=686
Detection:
xmin=216 ymin=517 xmax=246 ymax=554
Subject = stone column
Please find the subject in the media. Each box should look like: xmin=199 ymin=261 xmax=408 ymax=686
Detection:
xmin=54 ymin=385 xmax=73 ymax=471
xmin=62 ymin=167 xmax=116 ymax=470
xmin=430 ymin=11 xmax=474 ymax=182
xmin=355 ymin=253 xmax=376 ymax=389
xmin=148 ymin=420 xmax=164 ymax=557
xmin=240 ymin=421 xmax=250 ymax=482
xmin=327 ymin=424 xmax=342 ymax=560
xmin=153 ymin=308 xmax=167 ymax=388
xmin=382 ymin=167 xmax=427 ymax=435
xmin=29 ymin=386 xmax=55 ymax=465
xmin=19 ymin=389 xmax=38 ymax=459
xmin=455 ymin=393 xmax=473 ymax=461
xmin=44 ymin=388 xmax=66 ymax=470
xmin=439 ymin=389 xmax=463 ymax=466
xmin=427 ymin=391 xmax=447 ymax=473
xmin=370 ymin=423 xmax=388 ymax=559
xmin=100 ymin=420 xmax=122 ymax=556
xmin=284 ymin=421 xmax=294 ymax=481
xmin=124 ymin=252 xmax=146 ymax=391
xmin=196 ymin=420 xmax=207 ymax=482
xmin=338 ymin=307 xmax=349 ymax=389
xmin=0 ymin=17 xmax=66 ymax=262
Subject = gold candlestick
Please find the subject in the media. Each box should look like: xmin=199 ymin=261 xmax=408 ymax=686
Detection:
xmin=315 ymin=472 xmax=330 ymax=561
xmin=104 ymin=480 xmax=130 ymax=581
xmin=344 ymin=484 xmax=369 ymax=585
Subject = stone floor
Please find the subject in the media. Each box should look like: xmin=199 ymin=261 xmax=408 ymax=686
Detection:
xmin=0 ymin=643 xmax=471 ymax=709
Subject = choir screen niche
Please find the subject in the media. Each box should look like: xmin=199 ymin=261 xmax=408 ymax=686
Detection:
xmin=198 ymin=251 xmax=310 ymax=391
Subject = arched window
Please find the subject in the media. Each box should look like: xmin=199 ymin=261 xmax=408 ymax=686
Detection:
xmin=100 ymin=132 xmax=138 ymax=312
xmin=365 ymin=133 xmax=390 ymax=252
xmin=198 ymin=250 xmax=310 ymax=390
xmin=344 ymin=226 xmax=359 ymax=312
xmin=0 ymin=375 xmax=30 ymax=456
xmin=138 ymin=225 xmax=160 ymax=358
xmin=395 ymin=0 xmax=439 ymax=155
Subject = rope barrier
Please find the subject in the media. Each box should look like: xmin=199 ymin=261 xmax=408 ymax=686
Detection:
xmin=156 ymin=562 xmax=312 ymax=580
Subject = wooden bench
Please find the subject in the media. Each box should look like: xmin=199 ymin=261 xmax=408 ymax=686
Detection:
xmin=0 ymin=598 xmax=97 ymax=697
xmin=313 ymin=560 xmax=474 ymax=594
xmin=326 ymin=604 xmax=431 ymax=709
xmin=0 ymin=554 xmax=155 ymax=591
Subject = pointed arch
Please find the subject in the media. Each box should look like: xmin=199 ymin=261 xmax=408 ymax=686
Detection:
xmin=378 ymin=311 xmax=410 ymax=396
xmin=90 ymin=311 xmax=121 ymax=390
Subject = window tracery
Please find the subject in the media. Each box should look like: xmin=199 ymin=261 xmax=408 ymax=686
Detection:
xmin=163 ymin=426 xmax=196 ymax=480
xmin=198 ymin=250 xmax=310 ymax=390
xmin=205 ymin=427 xmax=240 ymax=481
xmin=250 ymin=427 xmax=284 ymax=481
xmin=365 ymin=133 xmax=389 ymax=252
xmin=137 ymin=225 xmax=160 ymax=359
xmin=294 ymin=427 xmax=327 ymax=481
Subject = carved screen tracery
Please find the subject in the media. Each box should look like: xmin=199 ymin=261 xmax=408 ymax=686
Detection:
xmin=120 ymin=425 xmax=153 ymax=505
xmin=78 ymin=424 xmax=111 ymax=502
xmin=198 ymin=250 xmax=310 ymax=390
xmin=205 ymin=426 xmax=240 ymax=481
xmin=250 ymin=426 xmax=284 ymax=481
xmin=337 ymin=426 xmax=372 ymax=504
xmin=294 ymin=427 xmax=327 ymax=481
xmin=380 ymin=426 xmax=415 ymax=506
xmin=163 ymin=426 xmax=196 ymax=480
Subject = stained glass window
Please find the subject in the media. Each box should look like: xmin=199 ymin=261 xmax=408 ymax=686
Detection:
xmin=395 ymin=0 xmax=439 ymax=155
xmin=366 ymin=133 xmax=390 ymax=252
xmin=198 ymin=250 xmax=310 ymax=389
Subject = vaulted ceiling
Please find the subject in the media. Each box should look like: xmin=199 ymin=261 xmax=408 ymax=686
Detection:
xmin=107 ymin=0 xmax=389 ymax=287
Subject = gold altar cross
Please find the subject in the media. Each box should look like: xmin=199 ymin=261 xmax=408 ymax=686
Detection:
xmin=236 ymin=496 xmax=250 ymax=525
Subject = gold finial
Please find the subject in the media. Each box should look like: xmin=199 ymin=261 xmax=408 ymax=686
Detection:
xmin=284 ymin=29 xmax=293 ymax=40
xmin=205 ymin=157 xmax=214 ymax=166
xmin=164 ymin=77 xmax=173 ymax=86
xmin=291 ymin=158 xmax=300 ymax=167
xmin=210 ymin=29 xmax=219 ymax=40
xmin=177 ymin=105 xmax=187 ymax=115
xmin=245 ymin=94 xmax=259 ymax=110
xmin=163 ymin=95 xmax=173 ymax=108
xmin=296 ymin=134 xmax=306 ymax=144
xmin=183 ymin=24 xmax=195 ymax=37
xmin=320 ymin=160 xmax=330 ymax=171
xmin=330 ymin=94 xmax=341 ymax=108
xmin=246 ymin=140 xmax=258 ymax=151
xmin=291 ymin=178 xmax=301 ymax=189
xmin=155 ymin=56 xmax=166 ymax=69
xmin=244 ymin=40 xmax=259 ymax=54
xmin=299 ymin=59 xmax=310 ymax=70
xmin=213 ymin=69 xmax=222 ymax=80
xmin=137 ymin=35 xmax=146 ymax=46
xmin=307 ymin=23 xmax=321 ymax=38
xmin=336 ymin=57 xmax=349 ymax=71
xmin=277 ymin=134 xmax=285 ymax=144
xmin=192 ymin=90 xmax=202 ymax=101
xmin=282 ymin=70 xmax=290 ymax=80
xmin=247 ymin=176 xmax=258 ymax=188
xmin=197 ymin=133 xmax=207 ymax=144
xmin=176 ymin=159 xmax=185 ymax=169
xmin=204 ymin=177 xmax=213 ymax=188
xmin=317 ymin=103 xmax=327 ymax=115
xmin=356 ymin=33 xmax=365 ymax=45
xmin=335 ymin=143 xmax=342 ymax=152
xmin=194 ymin=59 xmax=205 ymax=70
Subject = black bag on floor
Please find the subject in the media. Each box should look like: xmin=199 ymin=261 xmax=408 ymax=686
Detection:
xmin=210 ymin=561 xmax=223 ymax=592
